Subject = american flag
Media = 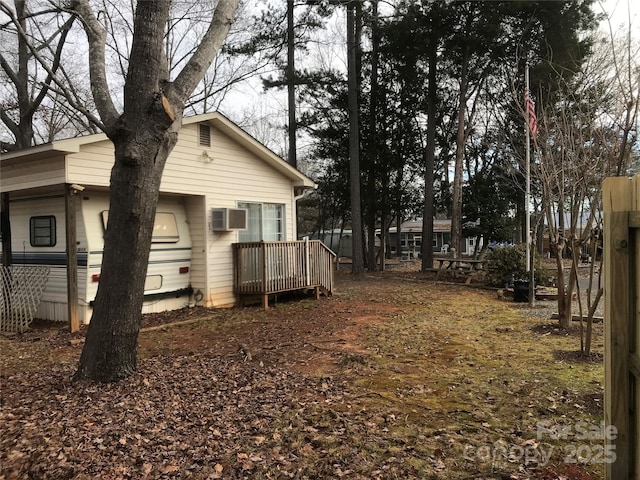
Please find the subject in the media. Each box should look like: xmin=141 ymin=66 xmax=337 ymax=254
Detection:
xmin=525 ymin=88 xmax=538 ymax=138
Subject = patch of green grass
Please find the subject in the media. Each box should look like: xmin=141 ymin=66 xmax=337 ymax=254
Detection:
xmin=336 ymin=280 xmax=604 ymax=479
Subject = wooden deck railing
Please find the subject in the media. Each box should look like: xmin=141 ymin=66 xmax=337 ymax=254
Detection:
xmin=233 ymin=239 xmax=336 ymax=309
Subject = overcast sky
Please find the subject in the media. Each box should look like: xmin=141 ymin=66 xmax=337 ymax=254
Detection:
xmin=598 ymin=0 xmax=638 ymax=31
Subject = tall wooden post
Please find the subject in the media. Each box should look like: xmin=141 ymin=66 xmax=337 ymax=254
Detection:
xmin=604 ymin=175 xmax=640 ymax=479
xmin=1 ymin=193 xmax=11 ymax=266
xmin=65 ymin=185 xmax=80 ymax=333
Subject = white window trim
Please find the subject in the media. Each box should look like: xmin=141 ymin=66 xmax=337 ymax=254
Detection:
xmin=236 ymin=202 xmax=286 ymax=242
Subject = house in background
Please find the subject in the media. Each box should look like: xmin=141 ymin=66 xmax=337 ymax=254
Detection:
xmin=388 ymin=219 xmax=482 ymax=259
xmin=307 ymin=219 xmax=481 ymax=261
xmin=1 ymin=112 xmax=332 ymax=323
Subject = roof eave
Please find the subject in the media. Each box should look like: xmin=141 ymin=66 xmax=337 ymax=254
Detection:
xmin=1 ymin=133 xmax=110 ymax=161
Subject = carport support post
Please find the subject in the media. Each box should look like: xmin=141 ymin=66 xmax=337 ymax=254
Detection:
xmin=1 ymin=193 xmax=11 ymax=266
xmin=65 ymin=185 xmax=80 ymax=333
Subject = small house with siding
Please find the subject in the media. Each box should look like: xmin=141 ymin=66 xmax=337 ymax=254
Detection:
xmin=0 ymin=112 xmax=334 ymax=326
xmin=389 ymin=219 xmax=481 ymax=259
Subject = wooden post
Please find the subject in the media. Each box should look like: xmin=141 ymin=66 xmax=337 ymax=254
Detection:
xmin=1 ymin=193 xmax=11 ymax=266
xmin=305 ymin=236 xmax=311 ymax=287
xmin=634 ymin=208 xmax=640 ymax=478
xmin=603 ymin=176 xmax=637 ymax=479
xmin=65 ymin=185 xmax=80 ymax=333
xmin=261 ymin=242 xmax=268 ymax=310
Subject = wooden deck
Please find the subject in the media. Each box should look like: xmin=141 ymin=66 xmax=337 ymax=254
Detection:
xmin=233 ymin=240 xmax=336 ymax=309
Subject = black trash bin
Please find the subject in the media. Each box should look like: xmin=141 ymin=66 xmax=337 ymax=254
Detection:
xmin=513 ymin=280 xmax=529 ymax=302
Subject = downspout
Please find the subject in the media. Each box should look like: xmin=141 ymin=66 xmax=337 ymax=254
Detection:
xmin=293 ymin=184 xmax=317 ymax=239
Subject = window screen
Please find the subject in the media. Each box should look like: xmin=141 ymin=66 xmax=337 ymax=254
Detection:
xmin=30 ymin=216 xmax=56 ymax=247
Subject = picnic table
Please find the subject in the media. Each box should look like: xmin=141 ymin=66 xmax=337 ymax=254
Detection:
xmin=433 ymin=257 xmax=485 ymax=282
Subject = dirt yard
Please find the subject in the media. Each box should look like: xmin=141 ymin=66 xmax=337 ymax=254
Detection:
xmin=1 ymin=271 xmax=605 ymax=479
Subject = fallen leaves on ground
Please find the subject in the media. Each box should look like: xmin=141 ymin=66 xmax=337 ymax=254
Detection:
xmin=1 ymin=272 xmax=604 ymax=479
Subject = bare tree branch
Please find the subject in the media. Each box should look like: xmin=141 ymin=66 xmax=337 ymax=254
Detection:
xmin=70 ymin=0 xmax=119 ymax=130
xmin=28 ymin=15 xmax=75 ymax=118
xmin=171 ymin=0 xmax=240 ymax=103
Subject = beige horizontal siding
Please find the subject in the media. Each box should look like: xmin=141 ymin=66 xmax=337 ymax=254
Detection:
xmin=165 ymin=123 xmax=298 ymax=307
xmin=162 ymin=125 xmax=293 ymax=198
xmin=1 ymin=157 xmax=66 ymax=192
xmin=66 ymin=140 xmax=114 ymax=187
xmin=184 ymin=195 xmax=208 ymax=305
xmin=10 ymin=120 xmax=301 ymax=311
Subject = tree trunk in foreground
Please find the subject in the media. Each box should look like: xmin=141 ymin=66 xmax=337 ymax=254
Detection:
xmin=75 ymin=128 xmax=177 ymax=381
xmin=73 ymin=0 xmax=239 ymax=382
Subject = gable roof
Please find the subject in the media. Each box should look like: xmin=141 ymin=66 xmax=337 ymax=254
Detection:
xmin=0 ymin=112 xmax=315 ymax=188
xmin=184 ymin=113 xmax=315 ymax=188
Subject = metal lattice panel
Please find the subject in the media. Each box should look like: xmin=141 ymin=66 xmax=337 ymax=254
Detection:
xmin=0 ymin=266 xmax=50 ymax=333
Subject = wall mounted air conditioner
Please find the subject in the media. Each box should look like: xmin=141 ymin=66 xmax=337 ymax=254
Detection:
xmin=211 ymin=208 xmax=248 ymax=231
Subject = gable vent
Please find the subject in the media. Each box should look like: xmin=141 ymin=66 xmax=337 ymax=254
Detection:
xmin=199 ymin=123 xmax=211 ymax=147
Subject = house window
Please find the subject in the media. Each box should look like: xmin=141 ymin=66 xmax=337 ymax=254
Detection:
xmin=100 ymin=211 xmax=179 ymax=243
xmin=30 ymin=216 xmax=56 ymax=247
xmin=237 ymin=202 xmax=284 ymax=242
xmin=199 ymin=123 xmax=211 ymax=147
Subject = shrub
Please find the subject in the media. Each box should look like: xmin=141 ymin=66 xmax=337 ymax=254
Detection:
xmin=486 ymin=243 xmax=546 ymax=287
